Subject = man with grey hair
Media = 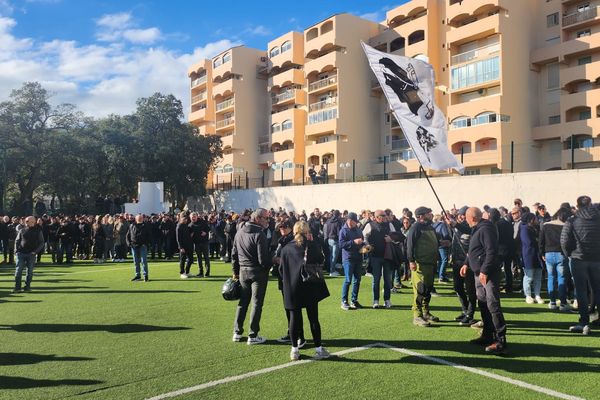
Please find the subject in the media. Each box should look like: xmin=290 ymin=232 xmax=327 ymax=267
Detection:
xmin=13 ymin=216 xmax=45 ymax=292
xmin=461 ymin=207 xmax=507 ymax=355
xmin=232 ymin=208 xmax=271 ymax=345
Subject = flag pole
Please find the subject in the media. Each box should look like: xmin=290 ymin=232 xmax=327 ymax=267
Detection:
xmin=419 ymin=165 xmax=449 ymax=219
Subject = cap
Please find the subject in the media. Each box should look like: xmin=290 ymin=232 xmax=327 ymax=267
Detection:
xmin=458 ymin=206 xmax=469 ymax=216
xmin=415 ymin=206 xmax=432 ymax=217
xmin=347 ymin=212 xmax=359 ymax=222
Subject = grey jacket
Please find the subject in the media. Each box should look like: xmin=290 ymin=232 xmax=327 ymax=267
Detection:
xmin=232 ymin=222 xmax=271 ymax=275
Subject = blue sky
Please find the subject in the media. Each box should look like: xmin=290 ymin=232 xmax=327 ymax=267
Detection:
xmin=0 ymin=0 xmax=407 ymax=117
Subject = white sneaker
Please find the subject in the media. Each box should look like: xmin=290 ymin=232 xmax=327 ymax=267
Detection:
xmin=384 ymin=300 xmax=392 ymax=309
xmin=559 ymin=304 xmax=572 ymax=312
xmin=535 ymin=296 xmax=544 ymax=304
xmin=232 ymin=333 xmax=243 ymax=342
xmin=372 ymin=301 xmax=380 ymax=309
xmin=314 ymin=347 xmax=331 ymax=360
xmin=548 ymin=303 xmax=558 ymax=310
xmin=590 ymin=311 xmax=599 ymax=323
xmin=180 ymin=274 xmax=188 ymax=279
xmin=572 ymin=300 xmax=579 ymax=310
xmin=525 ymin=296 xmax=534 ymax=304
xmin=290 ymin=348 xmax=300 ymax=361
xmin=297 ymin=338 xmax=306 ymax=349
xmin=247 ymin=336 xmax=267 ymax=345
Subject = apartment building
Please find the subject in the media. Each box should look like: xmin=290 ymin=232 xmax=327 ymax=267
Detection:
xmin=188 ymin=1 xmax=600 ymax=189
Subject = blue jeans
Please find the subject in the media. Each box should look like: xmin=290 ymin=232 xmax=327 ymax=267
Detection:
xmin=545 ymin=252 xmax=567 ymax=305
xmin=437 ymin=247 xmax=449 ymax=280
xmin=15 ymin=252 xmax=35 ymax=289
xmin=341 ymin=259 xmax=362 ymax=304
xmin=131 ymin=245 xmax=149 ymax=277
xmin=371 ymin=257 xmax=394 ymax=301
xmin=523 ymin=268 xmax=542 ymax=298
xmin=570 ymin=259 xmax=600 ymax=325
xmin=328 ymin=239 xmax=339 ymax=273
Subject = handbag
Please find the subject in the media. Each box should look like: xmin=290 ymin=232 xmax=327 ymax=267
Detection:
xmin=300 ymin=245 xmax=325 ymax=283
xmin=221 ymin=278 xmax=241 ymax=301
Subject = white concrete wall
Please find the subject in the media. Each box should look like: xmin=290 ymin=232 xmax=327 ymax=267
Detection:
xmin=189 ymin=169 xmax=600 ymax=214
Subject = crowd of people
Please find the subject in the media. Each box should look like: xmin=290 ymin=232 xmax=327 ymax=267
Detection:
xmin=1 ymin=195 xmax=599 ymax=360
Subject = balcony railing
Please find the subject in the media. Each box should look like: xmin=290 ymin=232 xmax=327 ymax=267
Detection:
xmin=216 ymin=98 xmax=235 ymax=112
xmin=391 ymin=139 xmax=410 ymax=150
xmin=309 ymin=97 xmax=338 ymax=112
xmin=308 ymin=75 xmax=338 ymax=93
xmin=563 ymin=6 xmax=598 ymax=27
xmin=451 ymin=42 xmax=500 ymax=65
xmin=271 ymin=90 xmax=295 ymax=104
xmin=216 ymin=118 xmax=234 ymax=129
xmin=191 ymin=92 xmax=206 ymax=103
xmin=221 ymin=131 xmax=234 ymax=137
xmin=308 ymin=107 xmax=338 ymax=125
xmin=191 ymin=75 xmax=207 ymax=87
xmin=390 ymin=149 xmax=415 ymax=161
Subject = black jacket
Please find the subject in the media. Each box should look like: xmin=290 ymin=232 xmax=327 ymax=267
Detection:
xmin=308 ymin=217 xmax=322 ymax=238
xmin=126 ymin=222 xmax=151 ymax=248
xmin=496 ymin=218 xmax=514 ymax=257
xmin=231 ymin=222 xmax=271 ymax=275
xmin=48 ymin=222 xmax=60 ymax=242
xmin=451 ymin=221 xmax=471 ymax=265
xmin=466 ymin=219 xmax=498 ymax=275
xmin=15 ymin=226 xmax=45 ymax=254
xmin=364 ymin=221 xmax=392 ymax=258
xmin=0 ymin=222 xmax=7 ymax=241
xmin=176 ymin=222 xmax=193 ymax=249
xmin=189 ymin=219 xmax=210 ymax=244
xmin=561 ymin=206 xmax=600 ymax=261
xmin=539 ymin=220 xmax=564 ymax=255
xmin=323 ymin=216 xmax=343 ymax=241
xmin=279 ymin=238 xmax=329 ymax=310
xmin=57 ymin=224 xmax=72 ymax=244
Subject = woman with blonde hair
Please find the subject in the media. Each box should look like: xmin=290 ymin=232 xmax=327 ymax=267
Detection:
xmin=279 ymin=220 xmax=330 ymax=361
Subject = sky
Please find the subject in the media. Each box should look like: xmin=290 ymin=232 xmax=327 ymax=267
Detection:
xmin=0 ymin=0 xmax=408 ymax=118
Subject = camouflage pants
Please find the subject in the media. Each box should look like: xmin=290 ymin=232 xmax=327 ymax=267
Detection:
xmin=412 ymin=262 xmax=435 ymax=317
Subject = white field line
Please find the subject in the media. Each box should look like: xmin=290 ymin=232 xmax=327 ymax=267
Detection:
xmin=48 ymin=266 xmax=132 ymax=275
xmin=147 ymin=342 xmax=585 ymax=400
xmin=145 ymin=344 xmax=379 ymax=400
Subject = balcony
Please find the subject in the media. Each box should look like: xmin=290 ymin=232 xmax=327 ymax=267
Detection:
xmin=451 ymin=42 xmax=500 ymax=66
xmin=562 ymin=146 xmax=600 ymax=168
xmin=189 ymin=107 xmax=207 ymax=123
xmin=216 ymin=97 xmax=235 ymax=113
xmin=447 ymin=13 xmax=503 ymax=46
xmin=309 ymin=97 xmax=338 ymax=112
xmin=220 ymin=133 xmax=234 ymax=148
xmin=213 ymin=78 xmax=235 ymax=98
xmin=216 ymin=118 xmax=235 ymax=131
xmin=391 ymin=139 xmax=410 ymax=150
xmin=460 ymin=149 xmax=501 ymax=167
xmin=272 ymin=89 xmax=299 ymax=105
xmin=191 ymin=75 xmax=207 ymax=88
xmin=561 ymin=87 xmax=600 ymax=115
xmin=446 ymin=1 xmax=504 ymax=23
xmin=305 ymin=51 xmax=339 ymax=76
xmin=191 ymin=92 xmax=207 ymax=104
xmin=449 ymin=123 xmax=503 ymax=146
xmin=563 ymin=6 xmax=599 ymax=28
xmin=308 ymin=74 xmax=338 ymax=94
xmin=561 ymin=62 xmax=600 ymax=89
xmin=271 ymin=68 xmax=305 ymax=89
xmin=306 ymin=115 xmax=338 ymax=137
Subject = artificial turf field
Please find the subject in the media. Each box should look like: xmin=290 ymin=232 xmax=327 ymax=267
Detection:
xmin=0 ymin=258 xmax=598 ymax=400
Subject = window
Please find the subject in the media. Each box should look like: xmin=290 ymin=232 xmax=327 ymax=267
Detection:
xmin=581 ymin=138 xmax=594 ymax=148
xmin=281 ymin=41 xmax=292 ymax=53
xmin=577 ymin=29 xmax=591 ymax=38
xmin=464 ymin=169 xmax=481 ymax=176
xmin=308 ymin=108 xmax=338 ymax=124
xmin=450 ymin=56 xmax=500 ymax=90
xmin=271 ymin=123 xmax=280 ymax=133
xmin=282 ymin=119 xmax=293 ymax=130
xmin=578 ymin=56 xmax=592 ymax=65
xmin=547 ymin=62 xmax=559 ymax=89
xmin=222 ymin=53 xmax=231 ymax=63
xmin=579 ymin=109 xmax=591 ymax=120
xmin=269 ymin=47 xmax=280 ymax=58
xmin=408 ymin=30 xmax=425 ymax=45
xmin=578 ymin=3 xmax=590 ymax=12
xmin=223 ymin=164 xmax=233 ymax=173
xmin=450 ymin=116 xmax=471 ymax=129
xmin=213 ymin=57 xmax=222 ymax=68
xmin=549 ymin=115 xmax=561 ymax=124
xmin=473 ymin=112 xmax=496 ymax=125
xmin=282 ymin=160 xmax=294 ymax=169
xmin=547 ymin=13 xmax=559 ymax=27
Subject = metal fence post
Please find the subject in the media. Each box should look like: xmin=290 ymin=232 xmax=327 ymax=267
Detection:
xmin=352 ymin=159 xmax=356 ymax=182
xmin=246 ymin=171 xmax=249 ymax=189
xmin=383 ymin=156 xmax=387 ymax=180
xmin=571 ymin=135 xmax=575 ymax=169
xmin=510 ymin=141 xmax=514 ymax=173
xmin=302 ymin=164 xmax=305 ymax=186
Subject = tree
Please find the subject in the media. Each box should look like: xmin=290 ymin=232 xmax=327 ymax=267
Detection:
xmin=0 ymin=82 xmax=81 ymax=214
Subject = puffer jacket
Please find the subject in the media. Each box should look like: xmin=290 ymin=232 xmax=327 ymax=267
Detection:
xmin=561 ymin=206 xmax=600 ymax=261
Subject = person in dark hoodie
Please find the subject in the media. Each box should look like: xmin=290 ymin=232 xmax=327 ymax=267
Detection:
xmin=176 ymin=213 xmax=194 ymax=279
xmin=561 ymin=195 xmax=600 ymax=335
xmin=520 ymin=212 xmax=544 ymax=304
xmin=461 ymin=207 xmax=507 ymax=355
xmin=323 ymin=210 xmax=343 ymax=276
xmin=540 ymin=207 xmax=572 ymax=311
xmin=189 ymin=212 xmax=211 ymax=277
xmin=231 ymin=208 xmax=271 ymax=345
xmin=13 ymin=216 xmax=45 ymax=292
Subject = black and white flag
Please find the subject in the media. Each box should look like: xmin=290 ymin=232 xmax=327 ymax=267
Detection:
xmin=362 ymin=42 xmax=464 ymax=174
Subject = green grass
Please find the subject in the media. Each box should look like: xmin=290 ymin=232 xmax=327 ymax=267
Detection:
xmin=0 ymin=258 xmax=598 ymax=400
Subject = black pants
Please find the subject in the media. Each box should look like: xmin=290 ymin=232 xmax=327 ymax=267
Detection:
xmin=475 ymin=270 xmax=507 ymax=343
xmin=281 ymin=291 xmax=304 ymax=340
xmin=453 ymin=262 xmax=477 ymax=317
xmin=93 ymin=240 xmax=104 ymax=260
xmin=497 ymin=253 xmax=513 ymax=291
xmin=163 ymin=235 xmax=175 ymax=258
xmin=209 ymin=242 xmax=220 ymax=258
xmin=289 ymin=303 xmax=321 ymax=348
xmin=194 ymin=242 xmax=210 ymax=275
xmin=115 ymin=244 xmax=128 ymax=259
xmin=150 ymin=238 xmax=162 ymax=259
xmin=225 ymin=235 xmax=234 ymax=261
xmin=179 ymin=247 xmax=193 ymax=274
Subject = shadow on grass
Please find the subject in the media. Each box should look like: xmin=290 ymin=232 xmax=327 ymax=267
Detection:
xmin=0 ymin=375 xmax=103 ymax=389
xmin=0 ymin=353 xmax=94 ymax=366
xmin=0 ymin=323 xmax=191 ymax=333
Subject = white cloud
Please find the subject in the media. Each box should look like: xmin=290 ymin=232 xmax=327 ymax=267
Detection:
xmin=96 ymin=12 xmax=133 ymax=30
xmin=0 ymin=15 xmax=240 ymax=118
xmin=95 ymin=12 xmax=163 ymax=44
xmin=122 ymin=27 xmax=161 ymax=44
xmin=359 ymin=4 xmax=402 ymax=23
xmin=244 ymin=25 xmax=271 ymax=37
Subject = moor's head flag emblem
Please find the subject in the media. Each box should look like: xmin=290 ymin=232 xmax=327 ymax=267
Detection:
xmin=362 ymin=42 xmax=464 ymax=174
